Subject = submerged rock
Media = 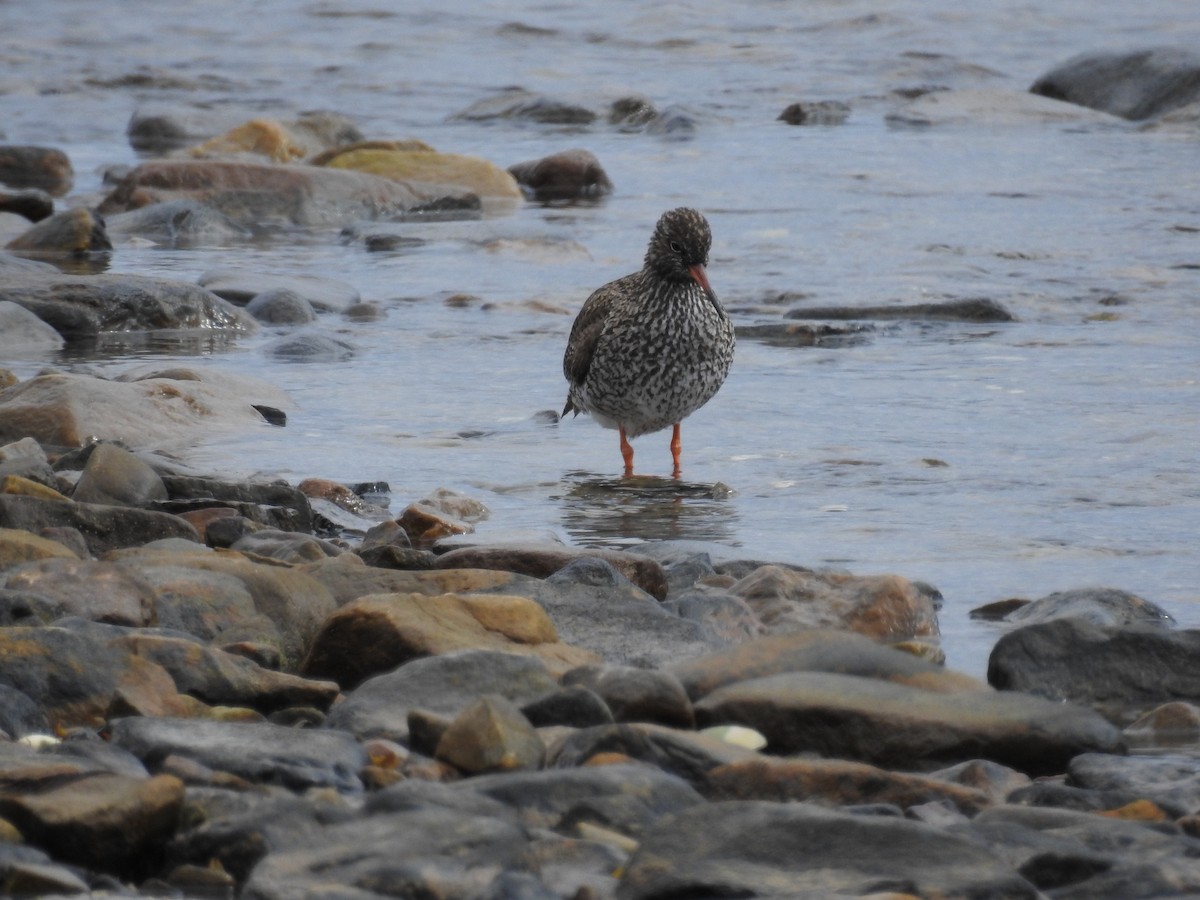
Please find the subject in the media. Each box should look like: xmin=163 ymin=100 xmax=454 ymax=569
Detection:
xmin=98 ymin=159 xmax=476 ymax=228
xmin=1031 ymin=46 xmax=1200 ymax=120
xmin=0 ymin=369 xmax=280 ymax=449
xmin=0 ymin=269 xmax=255 ymax=338
xmin=786 ymin=296 xmax=1015 ymax=322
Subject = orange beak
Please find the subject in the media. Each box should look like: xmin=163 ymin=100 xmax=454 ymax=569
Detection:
xmin=688 ymin=263 xmax=716 ymax=304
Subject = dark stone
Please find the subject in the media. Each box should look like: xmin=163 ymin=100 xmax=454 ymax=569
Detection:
xmin=507 ymin=148 xmax=613 ymax=202
xmin=252 ymin=404 xmax=287 ymax=426
xmin=0 ymin=188 xmax=54 ymax=223
xmin=988 ymin=618 xmax=1200 ymax=707
xmin=0 ymin=270 xmax=254 ymax=338
xmin=159 ymin=476 xmax=313 ymax=533
xmin=778 ymin=100 xmax=851 ymax=125
xmin=786 ymin=297 xmax=1015 ymax=322
xmin=455 ymin=763 xmax=704 ymax=834
xmin=1030 ymin=46 xmax=1200 ymax=120
xmin=453 ymin=89 xmax=597 ymax=125
xmin=563 ymin=664 xmax=694 ymax=728
xmin=0 ymin=683 xmax=50 ymax=739
xmin=521 ymin=686 xmax=614 ymax=729
xmin=0 ymin=494 xmax=200 ymax=556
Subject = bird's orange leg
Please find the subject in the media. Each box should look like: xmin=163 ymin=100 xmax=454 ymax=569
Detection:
xmin=670 ymin=423 xmax=682 ymax=479
xmin=620 ymin=425 xmax=635 ymax=477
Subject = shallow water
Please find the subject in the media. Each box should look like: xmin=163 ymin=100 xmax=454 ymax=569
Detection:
xmin=2 ymin=0 xmax=1198 ymax=677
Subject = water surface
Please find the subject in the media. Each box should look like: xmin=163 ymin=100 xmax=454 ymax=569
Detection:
xmin=2 ymin=0 xmax=1198 ymax=676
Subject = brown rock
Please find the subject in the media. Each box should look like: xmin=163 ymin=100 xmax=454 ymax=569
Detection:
xmin=316 ymin=142 xmax=522 ymax=204
xmin=729 ymin=565 xmax=938 ymax=640
xmin=0 ymin=626 xmax=191 ymax=729
xmin=0 ymin=773 xmax=183 ymax=877
xmin=118 ymin=632 xmax=340 ymax=713
xmin=507 ymin=148 xmax=613 ymax=201
xmin=0 ymin=526 xmax=79 ymax=568
xmin=1 ymin=474 xmax=69 ymax=501
xmin=435 ymin=694 xmax=546 ymax=774
xmin=397 ymin=502 xmax=473 ymax=547
xmin=1125 ymin=701 xmax=1200 ymax=745
xmin=5 ymin=208 xmax=111 ymax=255
xmin=301 ymin=591 xmax=597 ymax=688
xmin=704 ymin=757 xmax=994 ymax=814
xmin=0 ymin=557 xmax=157 ymax=626
xmin=299 ymin=554 xmax=522 ymax=606
xmin=0 ymin=146 xmax=73 ymax=196
xmin=71 ymin=442 xmax=168 ymax=507
xmin=112 ymin=545 xmax=338 ymax=670
xmin=434 ymin=543 xmax=669 ymax=601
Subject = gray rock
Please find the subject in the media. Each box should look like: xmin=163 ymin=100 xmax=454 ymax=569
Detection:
xmin=109 ymin=717 xmax=366 ymax=793
xmin=531 ymin=561 xmax=726 ymax=667
xmin=265 ymin=332 xmax=355 ymax=362
xmin=988 ymin=617 xmax=1200 ymax=707
xmin=551 ymin=722 xmax=758 ymax=786
xmin=456 ymin=763 xmax=705 ymax=834
xmin=563 ymin=664 xmax=694 ymax=728
xmin=618 ymin=800 xmax=1038 ymax=899
xmin=0 ymin=301 xmax=64 ymax=353
xmin=242 ymin=807 xmax=535 ymax=900
xmin=245 ymin=288 xmax=317 ymax=325
xmin=1004 ymin=587 xmax=1174 ymax=628
xmin=0 ymin=437 xmax=56 ymax=486
xmin=199 ymin=269 xmax=359 ymax=314
xmin=453 ymin=89 xmax=597 ymax=125
xmin=0 ymin=494 xmax=200 ymax=556
xmin=0 ymin=270 xmax=256 ymax=338
xmin=0 ymin=683 xmax=49 ymax=739
xmin=1031 ymin=46 xmax=1200 ymax=120
xmin=105 ymin=199 xmax=250 ymax=247
xmin=694 ymin=670 xmax=1123 ymax=775
xmin=324 ymin=649 xmax=559 ymax=742
xmin=1068 ymin=751 xmax=1200 ymax=814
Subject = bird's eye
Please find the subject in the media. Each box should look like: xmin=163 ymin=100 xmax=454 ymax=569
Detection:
xmin=669 ymin=240 xmax=683 ymax=255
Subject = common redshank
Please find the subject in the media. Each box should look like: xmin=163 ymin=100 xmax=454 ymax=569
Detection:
xmin=561 ymin=207 xmax=735 ymax=477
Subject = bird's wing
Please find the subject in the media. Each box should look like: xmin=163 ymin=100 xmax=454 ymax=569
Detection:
xmin=562 ymin=274 xmax=636 ymax=386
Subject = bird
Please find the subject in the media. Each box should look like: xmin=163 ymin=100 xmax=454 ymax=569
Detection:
xmin=561 ymin=207 xmax=735 ymax=478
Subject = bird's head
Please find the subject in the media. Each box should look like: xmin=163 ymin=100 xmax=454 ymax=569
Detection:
xmin=645 ymin=207 xmax=715 ymax=299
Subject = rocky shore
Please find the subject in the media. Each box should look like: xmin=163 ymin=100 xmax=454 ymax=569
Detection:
xmin=1 ymin=393 xmax=1200 ymax=898
xmin=2 ymin=43 xmax=1200 ymax=900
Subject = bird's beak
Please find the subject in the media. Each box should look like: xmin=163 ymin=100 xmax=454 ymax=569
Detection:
xmin=688 ymin=263 xmax=718 ymax=306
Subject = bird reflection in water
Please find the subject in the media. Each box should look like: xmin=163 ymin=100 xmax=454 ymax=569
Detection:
xmin=556 ymin=471 xmax=739 ymax=548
